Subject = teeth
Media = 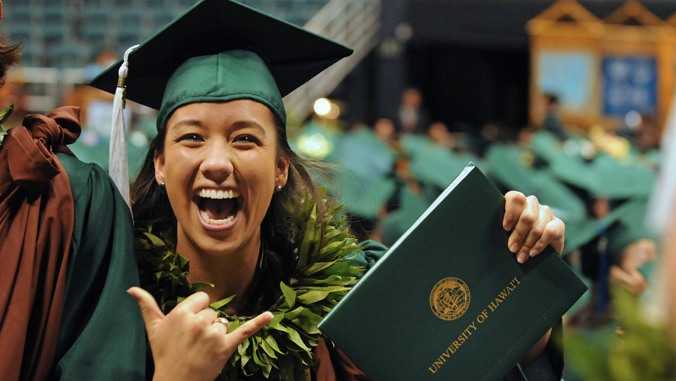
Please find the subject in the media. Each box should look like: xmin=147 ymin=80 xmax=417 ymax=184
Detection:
xmin=200 ymin=210 xmax=235 ymax=225
xmin=198 ymin=189 xmax=240 ymax=199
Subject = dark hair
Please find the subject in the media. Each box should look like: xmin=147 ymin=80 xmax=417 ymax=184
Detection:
xmin=0 ymin=43 xmax=21 ymax=87
xmin=130 ymin=105 xmax=333 ymax=258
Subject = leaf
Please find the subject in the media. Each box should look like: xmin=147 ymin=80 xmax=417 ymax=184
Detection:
xmin=252 ymin=338 xmax=265 ymax=367
xmin=285 ymin=326 xmax=311 ymax=351
xmin=0 ymin=102 xmax=14 ymax=126
xmin=240 ymin=339 xmax=252 ymax=367
xmin=265 ymin=334 xmax=285 ymax=354
xmin=318 ymin=241 xmax=346 ymax=256
xmin=296 ymin=290 xmax=329 ymax=305
xmin=145 ymin=232 xmax=166 ymax=247
xmin=296 ymin=205 xmax=317 ymax=270
xmin=302 ymin=260 xmax=338 ymax=276
xmin=192 ymin=282 xmax=213 ymax=292
xmin=324 ymin=261 xmax=362 ymax=277
xmin=260 ymin=338 xmax=278 ymax=359
xmin=268 ymin=317 xmax=289 ymax=333
xmin=303 ymin=275 xmax=344 ymax=285
xmin=0 ymin=126 xmax=6 ymax=148
xmin=210 ymin=294 xmax=237 ymax=310
xmin=178 ymin=254 xmax=189 ymax=268
xmin=318 ymin=185 xmax=328 ymax=199
xmin=284 ymin=306 xmax=305 ymax=320
xmin=280 ymin=281 xmax=296 ymax=309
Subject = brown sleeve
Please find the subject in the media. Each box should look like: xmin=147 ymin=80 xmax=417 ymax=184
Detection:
xmin=310 ymin=339 xmax=371 ymax=381
xmin=0 ymin=107 xmax=81 ymax=381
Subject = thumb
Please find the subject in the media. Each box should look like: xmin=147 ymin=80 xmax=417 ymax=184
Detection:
xmin=127 ymin=287 xmax=165 ymax=336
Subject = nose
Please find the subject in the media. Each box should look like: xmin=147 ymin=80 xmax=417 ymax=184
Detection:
xmin=200 ymin=140 xmax=234 ymax=183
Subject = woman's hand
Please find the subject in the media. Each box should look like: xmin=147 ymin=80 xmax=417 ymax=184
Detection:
xmin=128 ymin=287 xmax=274 ymax=381
xmin=609 ymin=238 xmax=656 ymax=295
xmin=503 ymin=191 xmax=565 ymax=263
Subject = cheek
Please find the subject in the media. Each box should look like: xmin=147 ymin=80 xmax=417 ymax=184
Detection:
xmin=240 ymin=149 xmax=279 ymax=179
xmin=163 ymin=149 xmax=199 ymax=200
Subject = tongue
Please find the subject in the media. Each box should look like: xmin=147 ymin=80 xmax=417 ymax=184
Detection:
xmin=201 ymin=198 xmax=236 ymax=220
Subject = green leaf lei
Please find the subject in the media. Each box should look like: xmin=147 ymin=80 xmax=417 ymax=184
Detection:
xmin=135 ymin=189 xmax=364 ymax=380
xmin=0 ymin=102 xmax=15 ymax=148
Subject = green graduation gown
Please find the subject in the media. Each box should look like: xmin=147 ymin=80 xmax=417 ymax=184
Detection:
xmin=51 ymin=153 xmax=146 ymax=380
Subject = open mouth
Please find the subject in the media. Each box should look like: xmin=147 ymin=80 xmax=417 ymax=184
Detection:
xmin=196 ymin=189 xmax=241 ymax=226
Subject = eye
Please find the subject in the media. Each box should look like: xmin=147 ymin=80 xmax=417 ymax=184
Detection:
xmin=233 ymin=135 xmax=260 ymax=145
xmin=178 ymin=133 xmax=204 ymax=142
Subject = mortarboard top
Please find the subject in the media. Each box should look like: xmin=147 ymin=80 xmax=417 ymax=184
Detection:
xmin=589 ymin=154 xmax=656 ymax=199
xmin=530 ymin=171 xmax=587 ymax=225
xmin=529 ymin=130 xmax=564 ymax=164
xmin=549 ymin=152 xmax=656 ymax=200
xmin=400 ymin=134 xmax=432 ymax=159
xmin=330 ymin=173 xmax=396 ymax=220
xmin=484 ymin=144 xmax=537 ymax=195
xmin=379 ymin=186 xmax=431 ymax=245
xmin=334 ymin=128 xmax=396 ymax=180
xmin=407 ymin=144 xmax=470 ymax=190
xmin=329 ymin=128 xmax=397 ymax=219
xmin=606 ymin=200 xmax=653 ymax=259
xmin=562 ymin=198 xmax=646 ymax=256
xmin=88 ymin=0 xmax=352 ymax=129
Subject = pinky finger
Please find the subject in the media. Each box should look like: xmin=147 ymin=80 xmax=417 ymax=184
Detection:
xmin=225 ymin=312 xmax=274 ymax=348
xmin=529 ymin=218 xmax=565 ymax=256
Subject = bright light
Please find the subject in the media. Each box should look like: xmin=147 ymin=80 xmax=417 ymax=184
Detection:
xmin=326 ymin=104 xmax=341 ymax=119
xmin=297 ymin=133 xmax=332 ymax=159
xmin=314 ymin=98 xmax=331 ymax=116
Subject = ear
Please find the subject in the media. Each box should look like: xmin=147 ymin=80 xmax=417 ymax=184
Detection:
xmin=276 ymin=156 xmax=290 ymax=188
xmin=154 ymin=151 xmax=166 ymax=186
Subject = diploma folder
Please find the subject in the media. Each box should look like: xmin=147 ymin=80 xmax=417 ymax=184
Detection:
xmin=318 ymin=163 xmax=587 ymax=381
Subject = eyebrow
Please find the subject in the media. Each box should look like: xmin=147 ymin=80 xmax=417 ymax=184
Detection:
xmin=168 ymin=119 xmax=269 ymax=137
xmin=169 ymin=119 xmax=204 ymax=131
xmin=232 ymin=120 xmax=267 ymax=137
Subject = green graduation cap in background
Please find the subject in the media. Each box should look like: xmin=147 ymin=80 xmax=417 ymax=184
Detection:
xmin=548 ymin=152 xmax=656 ymax=200
xmin=89 ymin=0 xmax=353 ymax=128
xmin=329 ymin=128 xmax=397 ymax=219
xmin=484 ymin=144 xmax=537 ymax=195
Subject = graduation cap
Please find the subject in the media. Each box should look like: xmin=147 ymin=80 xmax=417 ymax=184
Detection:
xmin=380 ymin=186 xmax=431 ymax=246
xmin=331 ymin=173 xmax=396 ymax=220
xmin=530 ymin=171 xmax=587 ymax=225
xmin=407 ymin=144 xmax=472 ymax=190
xmin=484 ymin=144 xmax=537 ymax=195
xmin=549 ymin=152 xmax=656 ymax=200
xmin=562 ymin=198 xmax=648 ymax=257
xmin=334 ymin=128 xmax=396 ymax=180
xmin=606 ymin=200 xmax=653 ymax=260
xmin=400 ymin=134 xmax=433 ymax=159
xmin=88 ymin=0 xmax=353 ymax=129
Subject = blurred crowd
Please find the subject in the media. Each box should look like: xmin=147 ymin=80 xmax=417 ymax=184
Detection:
xmin=289 ymin=87 xmax=663 ymax=380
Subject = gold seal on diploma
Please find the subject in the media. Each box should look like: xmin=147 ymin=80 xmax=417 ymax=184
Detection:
xmin=430 ymin=277 xmax=471 ymax=320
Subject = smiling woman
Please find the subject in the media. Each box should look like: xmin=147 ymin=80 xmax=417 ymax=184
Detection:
xmin=84 ymin=0 xmax=567 ymax=380
xmin=147 ymin=100 xmax=291 ymax=310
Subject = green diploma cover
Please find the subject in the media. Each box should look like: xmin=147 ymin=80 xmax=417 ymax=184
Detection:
xmin=319 ymin=163 xmax=587 ymax=380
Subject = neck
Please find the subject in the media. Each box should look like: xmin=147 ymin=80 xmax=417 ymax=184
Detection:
xmin=177 ymin=231 xmax=261 ymax=314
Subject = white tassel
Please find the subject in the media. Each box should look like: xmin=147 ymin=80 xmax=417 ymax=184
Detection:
xmin=109 ymin=45 xmax=139 ymax=208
